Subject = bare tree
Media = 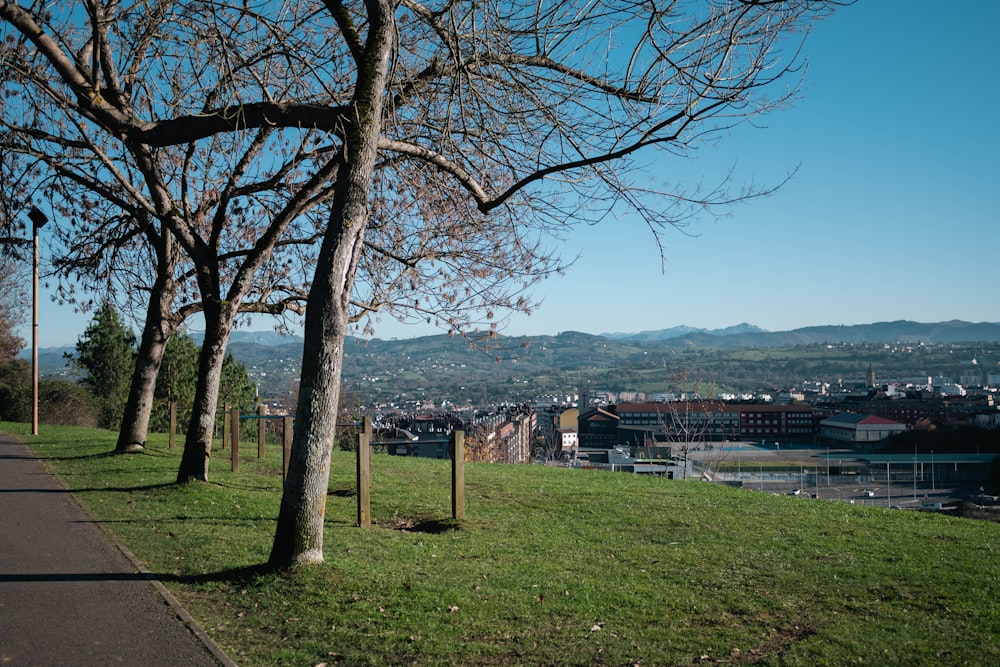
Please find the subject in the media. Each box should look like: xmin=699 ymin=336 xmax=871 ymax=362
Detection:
xmin=654 ymin=394 xmax=733 ymax=481
xmin=0 ymin=2 xmax=329 ymax=467
xmin=0 ymin=1 xmax=551 ymax=474
xmin=2 ymin=1 xmax=846 ymax=567
xmin=0 ymin=163 xmax=31 ymax=364
xmin=0 ymin=256 xmax=28 ymax=363
xmin=45 ymin=206 xmax=193 ymax=451
xmin=271 ymin=0 xmax=845 ymax=568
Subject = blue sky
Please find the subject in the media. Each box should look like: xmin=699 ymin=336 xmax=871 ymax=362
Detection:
xmin=25 ymin=1 xmax=1000 ymax=347
xmin=494 ymin=1 xmax=1000 ymax=338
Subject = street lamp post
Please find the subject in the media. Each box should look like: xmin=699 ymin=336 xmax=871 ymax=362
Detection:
xmin=930 ymin=450 xmax=935 ymax=492
xmin=28 ymin=206 xmax=48 ymax=436
xmin=887 ymin=461 xmax=891 ymax=508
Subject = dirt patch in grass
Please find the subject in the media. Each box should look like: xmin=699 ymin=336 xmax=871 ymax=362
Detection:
xmin=379 ymin=515 xmax=461 ymax=533
xmin=707 ymin=621 xmax=816 ymax=665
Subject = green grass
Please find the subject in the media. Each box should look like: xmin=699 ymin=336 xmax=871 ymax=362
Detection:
xmin=6 ymin=421 xmax=999 ymax=666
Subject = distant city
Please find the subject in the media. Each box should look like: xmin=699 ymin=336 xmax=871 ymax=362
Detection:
xmin=32 ymin=319 xmax=1000 ymax=511
xmin=34 ymin=320 xmax=1000 ymax=413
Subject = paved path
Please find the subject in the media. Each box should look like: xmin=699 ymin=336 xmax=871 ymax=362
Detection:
xmin=0 ymin=433 xmax=234 ymax=666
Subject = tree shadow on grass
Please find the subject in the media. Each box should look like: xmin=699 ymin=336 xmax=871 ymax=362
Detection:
xmin=42 ymin=450 xmax=119 ymax=462
xmin=0 ymin=562 xmax=278 ymax=586
xmin=63 ymin=482 xmax=178 ymax=493
xmin=0 ymin=481 xmax=178 ymax=494
xmin=162 ymin=563 xmax=278 ymax=586
xmin=211 ymin=479 xmax=282 ymax=493
xmin=0 ymin=563 xmax=289 ymax=586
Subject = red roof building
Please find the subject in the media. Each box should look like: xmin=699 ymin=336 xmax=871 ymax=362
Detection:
xmin=818 ymin=412 xmax=906 ymax=447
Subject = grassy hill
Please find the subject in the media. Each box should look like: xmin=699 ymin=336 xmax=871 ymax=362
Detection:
xmin=7 ymin=421 xmax=999 ymax=666
xmin=35 ymin=321 xmax=1000 ymax=402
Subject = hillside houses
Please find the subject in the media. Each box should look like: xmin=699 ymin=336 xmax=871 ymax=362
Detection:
xmin=309 ymin=341 xmax=1000 ymax=469
xmin=376 ymin=406 xmax=536 ymax=464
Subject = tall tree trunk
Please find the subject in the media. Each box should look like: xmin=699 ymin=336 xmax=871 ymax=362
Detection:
xmin=268 ymin=233 xmax=355 ymax=566
xmin=115 ymin=265 xmax=176 ymax=453
xmin=175 ymin=301 xmax=236 ymax=483
xmin=269 ymin=1 xmax=394 ymax=568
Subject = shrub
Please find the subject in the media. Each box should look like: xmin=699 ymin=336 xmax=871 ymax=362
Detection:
xmin=0 ymin=360 xmax=30 ymax=422
xmin=39 ymin=379 xmax=99 ymax=428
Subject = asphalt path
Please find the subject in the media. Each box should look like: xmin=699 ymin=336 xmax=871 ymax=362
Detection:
xmin=0 ymin=433 xmax=234 ymax=666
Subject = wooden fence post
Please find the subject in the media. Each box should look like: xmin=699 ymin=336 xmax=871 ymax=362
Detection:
xmin=357 ymin=415 xmax=372 ymax=527
xmin=222 ymin=402 xmax=230 ymax=450
xmin=257 ymin=403 xmax=268 ymax=459
xmin=168 ymin=402 xmax=176 ymax=449
xmin=452 ymin=429 xmax=465 ymax=520
xmin=230 ymin=406 xmax=240 ymax=472
xmin=282 ymin=415 xmax=293 ymax=480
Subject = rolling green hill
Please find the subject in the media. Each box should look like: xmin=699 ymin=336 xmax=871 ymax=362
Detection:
xmin=226 ymin=323 xmax=1000 ymax=404
xmin=35 ymin=320 xmax=1000 ymax=404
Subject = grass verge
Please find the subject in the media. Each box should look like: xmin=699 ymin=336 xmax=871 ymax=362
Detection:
xmin=5 ymin=422 xmax=999 ymax=666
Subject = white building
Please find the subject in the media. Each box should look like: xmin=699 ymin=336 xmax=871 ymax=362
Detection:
xmin=819 ymin=413 xmax=906 ymax=446
xmin=554 ymin=428 xmax=578 ymax=456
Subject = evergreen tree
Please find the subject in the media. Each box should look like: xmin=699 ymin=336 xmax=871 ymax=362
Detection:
xmin=146 ymin=333 xmax=256 ymax=437
xmin=150 ymin=333 xmax=200 ymax=433
xmin=220 ymin=352 xmax=257 ymax=412
xmin=220 ymin=352 xmax=258 ymax=443
xmin=70 ymin=302 xmax=136 ymax=430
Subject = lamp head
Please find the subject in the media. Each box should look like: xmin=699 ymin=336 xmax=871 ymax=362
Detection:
xmin=28 ymin=207 xmax=48 ymax=230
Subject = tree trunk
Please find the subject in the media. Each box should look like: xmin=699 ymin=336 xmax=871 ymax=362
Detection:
xmin=269 ymin=1 xmax=394 ymax=568
xmin=267 ymin=245 xmax=353 ymax=565
xmin=175 ymin=302 xmax=236 ymax=483
xmin=115 ymin=268 xmax=175 ymax=453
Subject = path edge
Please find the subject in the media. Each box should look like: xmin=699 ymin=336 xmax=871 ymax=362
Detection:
xmin=25 ymin=438 xmax=240 ymax=667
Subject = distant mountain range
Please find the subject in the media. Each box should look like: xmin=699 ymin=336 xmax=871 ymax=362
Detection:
xmin=596 ymin=320 xmax=1000 ymax=348
xmin=29 ymin=320 xmax=1000 ymax=384
xmin=222 ymin=319 xmax=1000 ymax=349
xmin=601 ymin=323 xmax=766 ymax=341
xmin=32 ymin=320 xmax=1000 ymax=358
